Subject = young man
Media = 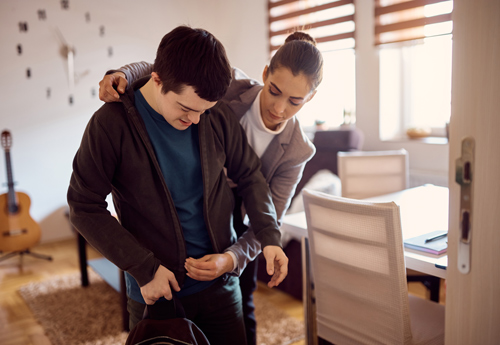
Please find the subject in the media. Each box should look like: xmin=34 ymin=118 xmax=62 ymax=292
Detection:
xmin=67 ymin=26 xmax=288 ymax=345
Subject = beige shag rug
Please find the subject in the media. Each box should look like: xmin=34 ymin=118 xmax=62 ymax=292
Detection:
xmin=19 ymin=271 xmax=304 ymax=345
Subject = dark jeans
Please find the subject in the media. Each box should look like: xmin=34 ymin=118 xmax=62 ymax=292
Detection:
xmin=127 ymin=275 xmax=246 ymax=345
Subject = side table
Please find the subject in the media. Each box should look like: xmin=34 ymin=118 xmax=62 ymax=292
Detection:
xmin=65 ymin=209 xmax=129 ymax=331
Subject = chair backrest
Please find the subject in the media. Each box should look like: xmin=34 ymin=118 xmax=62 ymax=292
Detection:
xmin=337 ymin=149 xmax=409 ymax=199
xmin=302 ymin=189 xmax=413 ymax=345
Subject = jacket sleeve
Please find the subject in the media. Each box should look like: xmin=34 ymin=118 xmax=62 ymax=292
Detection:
xmin=210 ymin=105 xmax=282 ymax=249
xmin=107 ymin=61 xmax=154 ymax=87
xmin=67 ymin=111 xmax=160 ymax=287
xmin=225 ymin=131 xmax=315 ymax=275
xmin=224 ymin=159 xmax=309 ymax=276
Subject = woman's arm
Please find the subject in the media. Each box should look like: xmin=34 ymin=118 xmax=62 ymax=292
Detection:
xmin=98 ymin=61 xmax=153 ymax=102
xmin=222 ymin=133 xmax=316 ymax=275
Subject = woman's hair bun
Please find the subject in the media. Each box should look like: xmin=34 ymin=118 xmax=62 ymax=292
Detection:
xmin=284 ymin=31 xmax=317 ymax=46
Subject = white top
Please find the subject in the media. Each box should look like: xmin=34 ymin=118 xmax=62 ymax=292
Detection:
xmin=239 ymin=90 xmax=286 ymax=158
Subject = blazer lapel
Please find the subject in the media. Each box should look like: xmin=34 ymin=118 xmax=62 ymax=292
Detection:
xmin=260 ymin=120 xmax=294 ymax=182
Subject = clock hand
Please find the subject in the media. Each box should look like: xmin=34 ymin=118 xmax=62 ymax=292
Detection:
xmin=54 ymin=26 xmax=69 ymax=50
xmin=75 ymin=69 xmax=91 ymax=84
xmin=67 ymin=46 xmax=75 ymax=93
xmin=53 ymin=26 xmax=75 ymax=92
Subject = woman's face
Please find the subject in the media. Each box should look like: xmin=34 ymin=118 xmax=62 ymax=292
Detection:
xmin=260 ymin=66 xmax=316 ymax=130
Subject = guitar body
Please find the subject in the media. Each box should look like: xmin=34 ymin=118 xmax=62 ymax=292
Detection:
xmin=0 ymin=191 xmax=41 ymax=252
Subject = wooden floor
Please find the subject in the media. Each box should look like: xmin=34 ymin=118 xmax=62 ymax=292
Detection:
xmin=0 ymin=238 xmax=445 ymax=345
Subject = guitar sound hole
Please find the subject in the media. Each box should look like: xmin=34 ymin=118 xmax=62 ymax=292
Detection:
xmin=3 ymin=229 xmax=28 ymax=237
xmin=7 ymin=204 xmax=19 ymax=214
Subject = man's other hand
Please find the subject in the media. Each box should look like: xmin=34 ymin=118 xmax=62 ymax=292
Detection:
xmin=98 ymin=72 xmax=128 ymax=102
xmin=185 ymin=253 xmax=234 ymax=281
xmin=262 ymin=245 xmax=288 ymax=288
xmin=140 ymin=265 xmax=180 ymax=305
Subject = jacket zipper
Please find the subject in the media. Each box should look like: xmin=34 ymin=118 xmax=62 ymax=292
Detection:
xmin=198 ymin=117 xmax=220 ymax=254
xmin=122 ymin=91 xmax=187 ymax=271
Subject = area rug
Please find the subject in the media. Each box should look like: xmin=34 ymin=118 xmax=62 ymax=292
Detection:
xmin=19 ymin=271 xmax=304 ymax=345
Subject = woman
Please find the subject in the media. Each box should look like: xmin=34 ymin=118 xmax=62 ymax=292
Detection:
xmin=99 ymin=32 xmax=323 ymax=345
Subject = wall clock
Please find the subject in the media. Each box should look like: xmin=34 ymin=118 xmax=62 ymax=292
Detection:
xmin=15 ymin=0 xmax=113 ymax=106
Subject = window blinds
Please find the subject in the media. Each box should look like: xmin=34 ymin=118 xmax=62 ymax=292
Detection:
xmin=269 ymin=0 xmax=355 ymax=53
xmin=375 ymin=0 xmax=453 ymax=45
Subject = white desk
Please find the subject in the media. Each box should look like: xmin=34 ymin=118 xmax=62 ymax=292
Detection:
xmin=282 ymin=184 xmax=448 ymax=279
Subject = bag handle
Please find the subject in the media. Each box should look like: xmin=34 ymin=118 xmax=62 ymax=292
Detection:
xmin=143 ymin=294 xmax=187 ymax=320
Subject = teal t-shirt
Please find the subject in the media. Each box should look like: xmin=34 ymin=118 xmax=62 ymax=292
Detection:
xmin=125 ymin=89 xmax=217 ymax=303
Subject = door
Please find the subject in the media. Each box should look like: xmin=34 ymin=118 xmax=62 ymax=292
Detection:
xmin=445 ymin=1 xmax=500 ymax=343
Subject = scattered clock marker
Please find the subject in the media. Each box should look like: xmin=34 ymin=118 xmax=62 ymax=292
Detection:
xmin=38 ymin=9 xmax=47 ymax=20
xmin=19 ymin=22 xmax=28 ymax=32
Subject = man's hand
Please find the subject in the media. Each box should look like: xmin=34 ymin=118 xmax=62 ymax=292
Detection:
xmin=98 ymin=72 xmax=128 ymax=102
xmin=184 ymin=253 xmax=234 ymax=281
xmin=140 ymin=265 xmax=180 ymax=305
xmin=263 ymin=245 xmax=288 ymax=288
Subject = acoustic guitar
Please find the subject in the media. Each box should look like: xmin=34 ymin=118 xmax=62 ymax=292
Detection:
xmin=0 ymin=130 xmax=41 ymax=253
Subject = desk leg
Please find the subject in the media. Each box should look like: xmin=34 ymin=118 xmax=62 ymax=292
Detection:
xmin=428 ymin=277 xmax=441 ymax=303
xmin=76 ymin=232 xmax=89 ymax=287
xmin=120 ymin=270 xmax=130 ymax=331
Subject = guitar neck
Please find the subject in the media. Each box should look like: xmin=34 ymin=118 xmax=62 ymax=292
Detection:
xmin=4 ymin=150 xmax=18 ymax=213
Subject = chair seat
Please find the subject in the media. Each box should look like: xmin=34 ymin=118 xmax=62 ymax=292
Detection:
xmin=408 ymin=294 xmax=445 ymax=345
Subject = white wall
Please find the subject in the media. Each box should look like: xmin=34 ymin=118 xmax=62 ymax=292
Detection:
xmin=0 ymin=0 xmax=268 ymax=242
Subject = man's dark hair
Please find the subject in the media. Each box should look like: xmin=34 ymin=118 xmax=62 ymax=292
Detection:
xmin=153 ymin=26 xmax=232 ymax=102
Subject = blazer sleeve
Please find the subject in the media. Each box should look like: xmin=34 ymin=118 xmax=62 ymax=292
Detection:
xmin=268 ymin=143 xmax=315 ymax=228
xmin=107 ymin=61 xmax=154 ymax=87
xmin=209 ymin=104 xmax=282 ymax=249
xmin=224 ymin=229 xmax=261 ymax=277
xmin=222 ymin=126 xmax=315 ymax=276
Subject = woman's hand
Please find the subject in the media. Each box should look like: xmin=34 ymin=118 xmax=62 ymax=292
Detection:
xmin=98 ymin=72 xmax=128 ymax=102
xmin=263 ymin=245 xmax=289 ymax=288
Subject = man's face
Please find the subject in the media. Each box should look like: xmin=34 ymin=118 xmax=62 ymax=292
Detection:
xmin=152 ymin=73 xmax=217 ymax=130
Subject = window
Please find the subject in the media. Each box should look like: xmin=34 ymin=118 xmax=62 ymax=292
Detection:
xmin=268 ymin=0 xmax=356 ymax=128
xmin=300 ymin=48 xmax=356 ymax=128
xmin=376 ymin=0 xmax=453 ymax=141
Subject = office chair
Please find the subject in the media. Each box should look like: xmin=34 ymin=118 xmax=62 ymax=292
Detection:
xmin=337 ymin=149 xmax=441 ymax=302
xmin=302 ymin=190 xmax=444 ymax=345
xmin=337 ymin=149 xmax=409 ymax=199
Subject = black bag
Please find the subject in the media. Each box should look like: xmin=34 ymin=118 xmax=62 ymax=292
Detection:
xmin=125 ymin=297 xmax=210 ymax=345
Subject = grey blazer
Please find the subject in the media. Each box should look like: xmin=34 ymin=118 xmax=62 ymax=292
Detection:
xmin=116 ymin=63 xmax=315 ymax=275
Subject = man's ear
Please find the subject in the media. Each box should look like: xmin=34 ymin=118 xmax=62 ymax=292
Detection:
xmin=151 ymin=72 xmax=162 ymax=87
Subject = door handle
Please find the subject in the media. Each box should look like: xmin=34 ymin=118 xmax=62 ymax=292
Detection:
xmin=455 ymin=136 xmax=475 ymax=274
